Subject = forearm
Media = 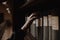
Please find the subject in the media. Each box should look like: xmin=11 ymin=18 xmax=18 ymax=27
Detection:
xmin=21 ymin=20 xmax=31 ymax=30
xmin=21 ymin=13 xmax=37 ymax=31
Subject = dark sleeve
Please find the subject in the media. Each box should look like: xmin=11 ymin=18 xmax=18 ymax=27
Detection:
xmin=15 ymin=29 xmax=26 ymax=40
xmin=8 ymin=29 xmax=26 ymax=40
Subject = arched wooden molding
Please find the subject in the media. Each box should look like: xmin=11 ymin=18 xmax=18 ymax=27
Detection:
xmin=0 ymin=4 xmax=13 ymax=40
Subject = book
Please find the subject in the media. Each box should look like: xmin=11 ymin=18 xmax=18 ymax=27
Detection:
xmin=48 ymin=15 xmax=52 ymax=40
xmin=38 ymin=17 xmax=43 ymax=40
xmin=35 ymin=19 xmax=39 ymax=40
xmin=43 ymin=16 xmax=49 ymax=40
xmin=52 ymin=16 xmax=59 ymax=40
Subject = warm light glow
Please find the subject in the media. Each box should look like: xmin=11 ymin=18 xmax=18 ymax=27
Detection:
xmin=6 ymin=8 xmax=11 ymax=14
xmin=2 ymin=1 xmax=7 ymax=5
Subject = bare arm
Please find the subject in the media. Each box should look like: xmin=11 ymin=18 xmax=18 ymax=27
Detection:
xmin=21 ymin=13 xmax=37 ymax=31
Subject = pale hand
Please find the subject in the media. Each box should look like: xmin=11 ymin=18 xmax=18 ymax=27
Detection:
xmin=21 ymin=13 xmax=37 ymax=30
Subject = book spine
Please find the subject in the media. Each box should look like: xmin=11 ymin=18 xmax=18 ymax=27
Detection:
xmin=43 ymin=16 xmax=49 ymax=40
xmin=52 ymin=16 xmax=59 ymax=40
xmin=48 ymin=15 xmax=52 ymax=40
xmin=35 ymin=19 xmax=39 ymax=40
xmin=38 ymin=17 xmax=43 ymax=40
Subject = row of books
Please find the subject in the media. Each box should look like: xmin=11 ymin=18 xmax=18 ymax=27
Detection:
xmin=25 ymin=14 xmax=59 ymax=40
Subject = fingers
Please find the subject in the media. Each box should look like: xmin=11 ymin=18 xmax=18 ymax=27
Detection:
xmin=27 ymin=15 xmax=37 ymax=22
xmin=29 ymin=13 xmax=36 ymax=18
xmin=26 ymin=13 xmax=38 ymax=22
xmin=30 ymin=16 xmax=36 ymax=21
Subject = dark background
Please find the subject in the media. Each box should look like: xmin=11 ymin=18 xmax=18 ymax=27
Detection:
xmin=0 ymin=0 xmax=60 ymax=40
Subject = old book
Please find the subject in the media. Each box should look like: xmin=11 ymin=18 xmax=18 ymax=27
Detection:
xmin=48 ymin=15 xmax=52 ymax=40
xmin=35 ymin=19 xmax=39 ymax=40
xmin=38 ymin=17 xmax=43 ymax=40
xmin=52 ymin=16 xmax=59 ymax=40
xmin=43 ymin=16 xmax=49 ymax=40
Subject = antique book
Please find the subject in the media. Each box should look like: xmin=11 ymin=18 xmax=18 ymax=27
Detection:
xmin=38 ymin=17 xmax=43 ymax=40
xmin=48 ymin=15 xmax=52 ymax=40
xmin=35 ymin=19 xmax=39 ymax=40
xmin=43 ymin=16 xmax=49 ymax=40
xmin=52 ymin=16 xmax=59 ymax=40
